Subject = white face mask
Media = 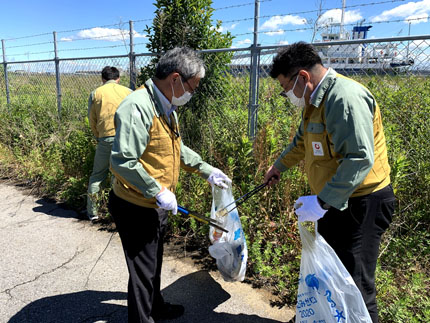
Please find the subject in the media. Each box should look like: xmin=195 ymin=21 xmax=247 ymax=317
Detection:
xmin=285 ymin=75 xmax=307 ymax=108
xmin=171 ymin=77 xmax=193 ymax=106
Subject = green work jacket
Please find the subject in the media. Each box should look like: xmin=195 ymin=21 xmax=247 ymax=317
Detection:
xmin=274 ymin=69 xmax=391 ymax=210
xmin=110 ymin=79 xmax=214 ymax=208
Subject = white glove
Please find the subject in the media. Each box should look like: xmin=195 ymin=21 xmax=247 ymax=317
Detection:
xmin=207 ymin=168 xmax=232 ymax=189
xmin=156 ymin=188 xmax=177 ymax=215
xmin=294 ymin=195 xmax=327 ymax=222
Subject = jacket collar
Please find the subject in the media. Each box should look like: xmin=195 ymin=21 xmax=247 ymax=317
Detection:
xmin=144 ymin=78 xmax=165 ymax=117
xmin=144 ymin=78 xmax=179 ymax=129
xmin=310 ymin=68 xmax=337 ymax=108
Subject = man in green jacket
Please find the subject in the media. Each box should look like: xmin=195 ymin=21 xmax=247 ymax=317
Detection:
xmin=87 ymin=66 xmax=132 ymax=221
xmin=264 ymin=42 xmax=395 ymax=323
xmin=109 ymin=47 xmax=231 ymax=323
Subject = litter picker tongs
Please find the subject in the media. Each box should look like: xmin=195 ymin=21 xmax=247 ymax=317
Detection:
xmin=177 ymin=205 xmax=229 ymax=233
xmin=215 ymin=182 xmax=268 ymax=217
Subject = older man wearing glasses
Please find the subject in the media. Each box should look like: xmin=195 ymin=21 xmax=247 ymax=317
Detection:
xmin=109 ymin=47 xmax=231 ymax=323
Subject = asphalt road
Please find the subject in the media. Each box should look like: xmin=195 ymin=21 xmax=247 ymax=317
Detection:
xmin=0 ymin=182 xmax=294 ymax=323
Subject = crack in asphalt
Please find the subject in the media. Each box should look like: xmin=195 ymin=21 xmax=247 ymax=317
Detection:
xmin=84 ymin=232 xmax=116 ymax=289
xmin=0 ymin=249 xmax=83 ymax=299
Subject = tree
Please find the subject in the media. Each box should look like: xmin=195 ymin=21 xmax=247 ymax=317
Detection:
xmin=138 ymin=0 xmax=234 ymax=148
xmin=144 ymin=0 xmax=233 ymax=53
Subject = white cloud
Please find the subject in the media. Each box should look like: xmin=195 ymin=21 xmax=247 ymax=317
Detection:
xmin=236 ymin=38 xmax=252 ymax=45
xmin=130 ymin=30 xmax=146 ymax=38
xmin=265 ymin=30 xmax=285 ymax=36
xmin=60 ymin=37 xmax=73 ymax=42
xmin=317 ymin=9 xmax=363 ymax=26
xmin=406 ymin=12 xmax=429 ymax=24
xmin=371 ymin=0 xmax=430 ymax=24
xmin=217 ymin=23 xmax=238 ymax=32
xmin=76 ymin=27 xmax=146 ymax=42
xmin=261 ymin=15 xmax=307 ymax=31
xmin=278 ymin=40 xmax=289 ymax=45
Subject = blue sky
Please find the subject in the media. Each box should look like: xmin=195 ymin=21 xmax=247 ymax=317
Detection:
xmin=1 ymin=0 xmax=429 ymax=61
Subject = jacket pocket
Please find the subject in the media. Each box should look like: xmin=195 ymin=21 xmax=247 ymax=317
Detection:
xmin=306 ymin=122 xmax=331 ymax=160
xmin=148 ymin=134 xmax=174 ymax=156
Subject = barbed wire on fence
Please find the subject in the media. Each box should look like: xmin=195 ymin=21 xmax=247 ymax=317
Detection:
xmin=220 ymin=0 xmax=408 ymax=24
xmin=0 ymin=0 xmax=340 ymax=45
xmin=58 ymin=44 xmax=128 ymax=52
xmin=7 ymin=51 xmax=55 ymax=58
xmin=56 ymin=22 xmax=132 ymax=36
xmin=213 ymin=0 xmax=272 ymax=11
xmin=231 ymin=16 xmax=430 ymax=38
xmin=58 ymin=33 xmax=129 ymax=42
xmin=1 ymin=0 xmax=427 ymax=62
xmin=6 ymin=41 xmax=54 ymax=49
xmin=2 ymin=32 xmax=53 ymax=42
xmin=0 ymin=0 xmax=412 ymax=47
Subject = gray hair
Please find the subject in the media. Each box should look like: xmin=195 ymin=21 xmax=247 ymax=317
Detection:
xmin=155 ymin=47 xmax=205 ymax=80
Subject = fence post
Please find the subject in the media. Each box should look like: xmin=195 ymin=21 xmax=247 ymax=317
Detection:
xmin=53 ymin=31 xmax=62 ymax=116
xmin=129 ymin=20 xmax=136 ymax=90
xmin=1 ymin=39 xmax=11 ymax=107
xmin=247 ymin=0 xmax=260 ymax=139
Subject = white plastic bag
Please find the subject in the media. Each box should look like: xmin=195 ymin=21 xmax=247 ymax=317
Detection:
xmin=208 ymin=184 xmax=248 ymax=282
xmin=296 ymin=223 xmax=372 ymax=323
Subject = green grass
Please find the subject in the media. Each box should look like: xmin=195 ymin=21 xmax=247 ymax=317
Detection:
xmin=0 ymin=72 xmax=429 ymax=322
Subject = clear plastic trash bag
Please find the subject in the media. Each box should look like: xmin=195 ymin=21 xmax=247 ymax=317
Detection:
xmin=296 ymin=223 xmax=372 ymax=323
xmin=208 ymin=184 xmax=248 ymax=282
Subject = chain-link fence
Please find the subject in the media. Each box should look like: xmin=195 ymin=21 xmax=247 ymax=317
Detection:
xmin=1 ymin=35 xmax=430 ymax=141
xmin=1 ymin=35 xmax=430 ymax=117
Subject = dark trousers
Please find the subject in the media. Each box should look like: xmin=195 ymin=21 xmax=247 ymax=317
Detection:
xmin=317 ymin=185 xmax=395 ymax=323
xmin=109 ymin=191 xmax=168 ymax=323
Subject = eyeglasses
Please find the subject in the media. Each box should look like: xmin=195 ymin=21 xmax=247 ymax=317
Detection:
xmin=184 ymin=78 xmax=197 ymax=95
xmin=178 ymin=73 xmax=197 ymax=95
xmin=279 ymin=71 xmax=299 ymax=97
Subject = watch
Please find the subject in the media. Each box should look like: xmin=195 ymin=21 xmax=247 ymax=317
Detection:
xmin=317 ymin=196 xmax=331 ymax=210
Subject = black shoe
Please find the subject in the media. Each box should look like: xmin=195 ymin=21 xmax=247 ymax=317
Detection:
xmin=152 ymin=302 xmax=184 ymax=321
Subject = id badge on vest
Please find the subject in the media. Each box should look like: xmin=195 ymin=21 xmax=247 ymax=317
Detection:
xmin=312 ymin=141 xmax=324 ymax=156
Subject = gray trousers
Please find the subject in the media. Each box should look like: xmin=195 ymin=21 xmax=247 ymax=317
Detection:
xmin=87 ymin=136 xmax=114 ymax=216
